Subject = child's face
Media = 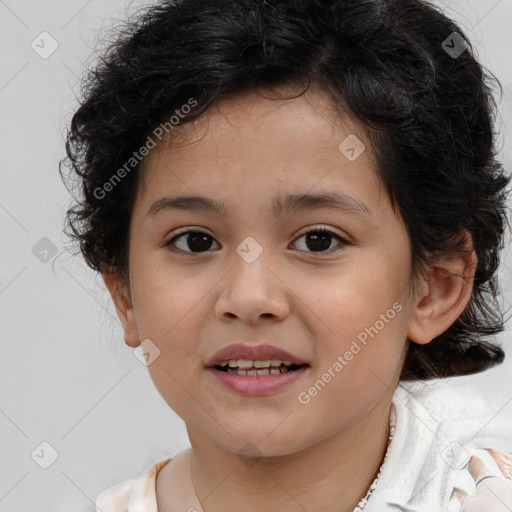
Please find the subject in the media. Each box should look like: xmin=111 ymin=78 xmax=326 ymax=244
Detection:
xmin=118 ymin=87 xmax=422 ymax=455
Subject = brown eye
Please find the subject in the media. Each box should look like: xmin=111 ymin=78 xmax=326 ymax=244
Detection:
xmin=167 ymin=231 xmax=220 ymax=253
xmin=292 ymin=228 xmax=347 ymax=253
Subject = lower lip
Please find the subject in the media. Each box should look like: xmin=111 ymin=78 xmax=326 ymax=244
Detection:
xmin=206 ymin=366 xmax=309 ymax=396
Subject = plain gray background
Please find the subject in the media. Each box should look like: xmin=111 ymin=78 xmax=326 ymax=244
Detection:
xmin=1 ymin=0 xmax=511 ymax=510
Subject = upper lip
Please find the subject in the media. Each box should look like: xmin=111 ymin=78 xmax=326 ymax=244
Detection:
xmin=205 ymin=343 xmax=309 ymax=367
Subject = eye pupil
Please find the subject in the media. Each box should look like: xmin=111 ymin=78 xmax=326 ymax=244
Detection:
xmin=187 ymin=232 xmax=213 ymax=252
xmin=170 ymin=228 xmax=342 ymax=255
xmin=306 ymin=231 xmax=332 ymax=252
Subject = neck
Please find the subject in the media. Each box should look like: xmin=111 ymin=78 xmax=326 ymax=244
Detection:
xmin=187 ymin=397 xmax=393 ymax=512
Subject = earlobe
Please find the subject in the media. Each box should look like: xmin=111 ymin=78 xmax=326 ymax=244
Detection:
xmin=101 ymin=269 xmax=141 ymax=348
xmin=407 ymin=233 xmax=477 ymax=345
xmin=122 ymin=310 xmax=141 ymax=348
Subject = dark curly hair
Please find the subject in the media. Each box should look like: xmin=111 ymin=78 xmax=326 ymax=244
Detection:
xmin=60 ymin=0 xmax=510 ymax=381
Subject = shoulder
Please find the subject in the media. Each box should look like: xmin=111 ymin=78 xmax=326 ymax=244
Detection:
xmin=395 ymin=373 xmax=512 ymax=430
xmin=374 ymin=374 xmax=512 ymax=510
xmin=449 ymin=448 xmax=512 ymax=511
xmin=95 ymin=457 xmax=172 ymax=512
xmin=395 ymin=374 xmax=512 ymax=470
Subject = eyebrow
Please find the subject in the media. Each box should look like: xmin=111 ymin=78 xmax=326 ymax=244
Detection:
xmin=147 ymin=191 xmax=371 ymax=219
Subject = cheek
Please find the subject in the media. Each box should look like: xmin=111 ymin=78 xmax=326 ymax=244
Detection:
xmin=141 ymin=303 xmax=212 ymax=420
xmin=300 ymin=290 xmax=407 ymax=432
xmin=131 ymin=257 xmax=209 ymax=340
xmin=130 ymin=264 xmax=210 ymax=399
xmin=307 ymin=257 xmax=408 ymax=333
xmin=301 ymin=255 xmax=410 ymax=382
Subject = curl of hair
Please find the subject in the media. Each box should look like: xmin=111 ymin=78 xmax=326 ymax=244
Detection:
xmin=60 ymin=0 xmax=510 ymax=380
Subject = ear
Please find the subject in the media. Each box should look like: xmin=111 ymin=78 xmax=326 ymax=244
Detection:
xmin=407 ymin=232 xmax=477 ymax=345
xmin=101 ymin=268 xmax=140 ymax=348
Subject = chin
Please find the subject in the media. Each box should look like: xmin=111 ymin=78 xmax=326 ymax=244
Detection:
xmin=210 ymin=429 xmax=311 ymax=460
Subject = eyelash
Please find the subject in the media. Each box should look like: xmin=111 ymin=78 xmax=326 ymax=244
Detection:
xmin=164 ymin=226 xmax=349 ymax=255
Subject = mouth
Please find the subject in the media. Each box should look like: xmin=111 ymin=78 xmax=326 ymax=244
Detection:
xmin=214 ymin=359 xmax=309 ymax=376
xmin=207 ymin=360 xmax=310 ymax=396
xmin=205 ymin=343 xmax=310 ymax=395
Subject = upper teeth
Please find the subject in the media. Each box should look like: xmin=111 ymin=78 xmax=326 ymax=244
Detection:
xmin=220 ymin=359 xmax=293 ymax=368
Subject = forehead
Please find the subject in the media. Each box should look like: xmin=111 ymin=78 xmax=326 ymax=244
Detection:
xmin=134 ymin=86 xmax=385 ymax=216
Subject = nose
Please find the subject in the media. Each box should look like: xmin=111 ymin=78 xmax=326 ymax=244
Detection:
xmin=214 ymin=250 xmax=291 ymax=325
